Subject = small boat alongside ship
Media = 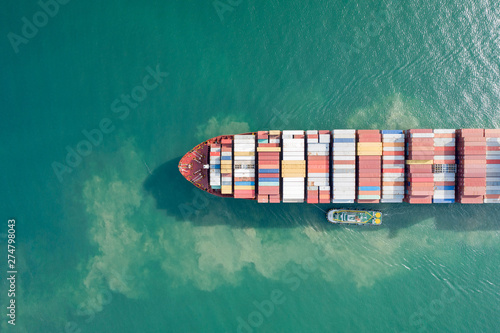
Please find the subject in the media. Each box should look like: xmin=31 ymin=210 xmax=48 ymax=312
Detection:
xmin=326 ymin=209 xmax=382 ymax=225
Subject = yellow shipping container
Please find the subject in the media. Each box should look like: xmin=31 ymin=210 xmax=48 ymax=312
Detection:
xmin=234 ymin=151 xmax=255 ymax=156
xmin=282 ymin=166 xmax=306 ymax=170
xmin=357 ymin=152 xmax=382 ymax=156
xmin=233 ymin=185 xmax=255 ymax=190
xmin=221 ymin=160 xmax=232 ymax=165
xmin=269 ymin=130 xmax=281 ymax=135
xmin=406 ymin=160 xmax=433 ymax=165
xmin=221 ymin=186 xmax=232 ymax=194
xmin=282 ymin=171 xmax=306 ymax=175
xmin=383 ymin=142 xmax=405 ymax=147
xmin=257 ymin=147 xmax=281 ymax=152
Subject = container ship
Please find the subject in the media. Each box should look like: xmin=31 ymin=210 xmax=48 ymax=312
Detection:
xmin=178 ymin=129 xmax=500 ymax=204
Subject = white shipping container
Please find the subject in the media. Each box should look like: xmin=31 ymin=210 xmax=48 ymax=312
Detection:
xmin=434 ymin=129 xmax=456 ymax=134
xmin=383 ymin=147 xmax=405 ymax=151
xmin=383 ymin=138 xmax=405 ymax=143
xmin=382 ymin=134 xmax=405 ymax=138
xmin=382 ymin=164 xmax=405 ymax=168
xmin=308 ymin=144 xmax=329 ymax=152
xmin=332 ymin=199 xmax=356 ymax=203
xmin=434 ymin=155 xmax=455 ymax=160
xmin=332 ymin=129 xmax=356 ymax=134
xmin=383 ymin=155 xmax=405 ymax=160
xmin=383 ymin=176 xmax=405 ymax=182
xmin=381 ymin=194 xmax=404 ymax=199
xmin=282 ymin=130 xmax=304 ymax=135
xmin=307 ymin=174 xmax=329 ymax=179
xmin=486 ymin=165 xmax=500 ymax=169
xmin=283 ymin=177 xmax=305 ymax=182
xmin=319 ymin=135 xmax=331 ymax=143
xmin=306 ymin=130 xmax=318 ymax=135
xmin=411 ymin=133 xmax=434 ymax=138
xmin=307 ymin=151 xmax=329 ymax=156
xmin=333 ymin=165 xmax=356 ymax=170
xmin=484 ymin=199 xmax=500 ymax=203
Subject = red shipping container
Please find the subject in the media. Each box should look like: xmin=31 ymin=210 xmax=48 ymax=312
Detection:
xmin=458 ymin=129 xmax=484 ymax=135
xmin=234 ymin=177 xmax=255 ymax=181
xmin=358 ymin=181 xmax=381 ymax=186
xmin=257 ymin=195 xmax=269 ymax=203
xmin=383 ymin=151 xmax=405 ymax=156
xmin=234 ymin=190 xmax=255 ymax=198
xmin=358 ymin=191 xmax=381 ymax=195
xmin=383 ymin=181 xmax=405 ymax=186
xmin=258 ymin=187 xmax=279 ymax=195
xmin=434 ymin=146 xmax=455 ymax=152
xmin=457 ymin=196 xmax=483 ymax=204
xmin=309 ymin=156 xmax=329 ymax=161
xmin=358 ymin=155 xmax=382 ymax=160
xmin=358 ymin=163 xmax=382 ymax=169
xmin=458 ymin=179 xmax=486 ymax=186
xmin=269 ymin=195 xmax=280 ymax=203
xmin=383 ymin=168 xmax=405 ymax=173
xmin=484 ymin=129 xmax=500 ymax=136
xmin=408 ymin=177 xmax=434 ymax=182
xmin=259 ymin=173 xmax=280 ymax=178
xmin=357 ymin=173 xmax=381 ymax=178
xmin=357 ymin=199 xmax=380 ymax=203
xmin=407 ymin=190 xmax=434 ymax=195
xmin=407 ymin=197 xmax=433 ymax=204
xmin=484 ymin=194 xmax=500 ymax=199
xmin=259 ymin=152 xmax=280 ymax=156
xmin=334 ymin=160 xmax=356 ymax=165
xmin=459 ymin=188 xmax=486 ymax=195
xmin=407 ymin=165 xmax=433 ymax=172
xmin=407 ymin=129 xmax=433 ymax=133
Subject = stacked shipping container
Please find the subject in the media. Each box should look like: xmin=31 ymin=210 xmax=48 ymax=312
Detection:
xmin=432 ymin=129 xmax=456 ymax=203
xmin=282 ymin=130 xmax=306 ymax=203
xmin=381 ymin=130 xmax=405 ymax=203
xmin=485 ymin=129 xmax=500 ymax=203
xmin=209 ymin=143 xmax=221 ymax=190
xmin=331 ymin=130 xmax=356 ymax=203
xmin=405 ymin=129 xmax=434 ymax=204
xmin=456 ymin=129 xmax=486 ymax=203
xmin=357 ymin=130 xmax=382 ymax=203
xmin=257 ymin=130 xmax=281 ymax=203
xmin=306 ymin=130 xmax=331 ymax=203
xmin=233 ymin=134 xmax=256 ymax=199
xmin=220 ymin=138 xmax=233 ymax=194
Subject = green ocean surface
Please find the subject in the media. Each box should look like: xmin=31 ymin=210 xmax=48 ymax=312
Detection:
xmin=1 ymin=0 xmax=500 ymax=332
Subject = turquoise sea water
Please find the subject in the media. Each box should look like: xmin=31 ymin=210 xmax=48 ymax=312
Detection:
xmin=2 ymin=0 xmax=500 ymax=332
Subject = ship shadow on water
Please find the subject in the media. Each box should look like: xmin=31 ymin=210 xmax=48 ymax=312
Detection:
xmin=144 ymin=157 xmax=500 ymax=233
xmin=143 ymin=157 xmax=328 ymax=230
